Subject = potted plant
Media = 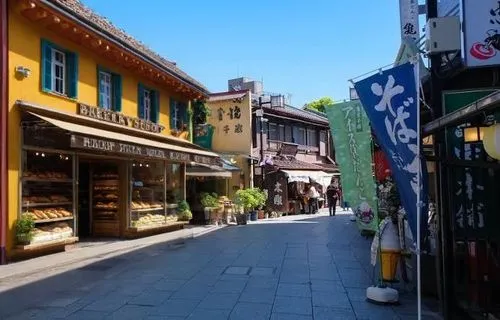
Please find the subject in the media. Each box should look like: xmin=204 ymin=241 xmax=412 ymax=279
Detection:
xmin=177 ymin=200 xmax=193 ymax=222
xmin=252 ymin=188 xmax=267 ymax=221
xmin=233 ymin=188 xmax=267 ymax=224
xmin=15 ymin=213 xmax=35 ymax=244
xmin=200 ymin=192 xmax=220 ymax=224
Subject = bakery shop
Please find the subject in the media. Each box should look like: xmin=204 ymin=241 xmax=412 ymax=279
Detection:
xmin=13 ymin=101 xmax=221 ymax=258
xmin=3 ymin=0 xmax=226 ymax=263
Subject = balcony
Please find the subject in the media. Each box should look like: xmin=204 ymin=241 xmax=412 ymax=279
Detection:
xmin=267 ymin=140 xmax=319 ymax=153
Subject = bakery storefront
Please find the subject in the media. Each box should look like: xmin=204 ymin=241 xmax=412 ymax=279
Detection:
xmin=14 ymin=101 xmax=220 ymax=257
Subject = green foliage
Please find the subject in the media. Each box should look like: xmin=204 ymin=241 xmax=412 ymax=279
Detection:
xmin=178 ymin=200 xmax=190 ymax=212
xmin=193 ymin=100 xmax=211 ymax=125
xmin=177 ymin=210 xmax=193 ymax=221
xmin=200 ymin=192 xmax=219 ymax=208
xmin=304 ymin=97 xmax=334 ymax=113
xmin=234 ymin=188 xmax=268 ymax=212
xmin=15 ymin=214 xmax=35 ymax=242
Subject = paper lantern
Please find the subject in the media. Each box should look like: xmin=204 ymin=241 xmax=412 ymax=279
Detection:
xmin=483 ymin=124 xmax=500 ymax=160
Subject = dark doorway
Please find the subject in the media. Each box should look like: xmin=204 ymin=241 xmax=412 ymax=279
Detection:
xmin=77 ymin=161 xmax=91 ymax=238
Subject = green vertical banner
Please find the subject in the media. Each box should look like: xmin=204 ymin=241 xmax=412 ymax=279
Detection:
xmin=325 ymin=101 xmax=378 ymax=232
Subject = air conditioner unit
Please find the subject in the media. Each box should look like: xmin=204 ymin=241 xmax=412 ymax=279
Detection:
xmin=425 ymin=16 xmax=461 ymax=54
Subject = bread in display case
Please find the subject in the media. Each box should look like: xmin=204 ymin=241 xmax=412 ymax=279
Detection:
xmin=92 ymin=165 xmax=120 ymax=236
xmin=129 ymin=161 xmax=175 ymax=230
xmin=20 ymin=151 xmax=76 ymax=245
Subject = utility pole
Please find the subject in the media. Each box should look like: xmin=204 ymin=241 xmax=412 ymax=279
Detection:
xmin=426 ymin=0 xmax=452 ymax=318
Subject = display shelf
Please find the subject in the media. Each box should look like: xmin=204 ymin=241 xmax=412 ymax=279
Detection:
xmin=22 ymin=202 xmax=72 ymax=207
xmin=22 ymin=178 xmax=73 ymax=183
xmin=33 ymin=216 xmax=74 ymax=224
xmin=94 ymin=179 xmax=120 ymax=184
xmin=15 ymin=236 xmax=79 ymax=251
xmin=94 ymin=206 xmax=118 ymax=210
xmin=131 ymin=207 xmax=165 ymax=213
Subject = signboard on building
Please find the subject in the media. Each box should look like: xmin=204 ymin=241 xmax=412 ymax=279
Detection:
xmin=264 ymin=172 xmax=288 ymax=212
xmin=399 ymin=0 xmax=419 ymax=42
xmin=463 ymin=0 xmax=500 ymax=67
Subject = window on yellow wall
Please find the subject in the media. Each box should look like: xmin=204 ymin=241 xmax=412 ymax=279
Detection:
xmin=41 ymin=39 xmax=78 ymax=98
xmin=138 ymin=83 xmax=159 ymax=123
xmin=97 ymin=66 xmax=122 ymax=111
xmin=170 ymin=99 xmax=188 ymax=131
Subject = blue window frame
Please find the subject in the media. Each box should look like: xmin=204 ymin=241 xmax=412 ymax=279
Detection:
xmin=97 ymin=66 xmax=122 ymax=111
xmin=41 ymin=39 xmax=78 ymax=98
xmin=169 ymin=99 xmax=188 ymax=131
xmin=138 ymin=84 xmax=159 ymax=123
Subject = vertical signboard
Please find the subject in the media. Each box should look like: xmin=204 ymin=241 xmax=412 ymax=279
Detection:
xmin=325 ymin=101 xmax=378 ymax=232
xmin=464 ymin=0 xmax=500 ymax=67
xmin=399 ymin=0 xmax=420 ymax=42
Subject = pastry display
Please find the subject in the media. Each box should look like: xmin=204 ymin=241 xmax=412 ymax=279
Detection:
xmin=93 ymin=172 xmax=119 ymax=179
xmin=23 ymin=171 xmax=69 ymax=180
xmin=131 ymin=214 xmax=169 ymax=227
xmin=22 ymin=195 xmax=70 ymax=205
xmin=25 ymin=207 xmax=73 ymax=220
xmin=31 ymin=222 xmax=73 ymax=243
xmin=131 ymin=201 xmax=164 ymax=210
xmin=95 ymin=201 xmax=118 ymax=209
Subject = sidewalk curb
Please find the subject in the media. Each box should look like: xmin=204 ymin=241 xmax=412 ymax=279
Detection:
xmin=0 ymin=224 xmax=224 ymax=285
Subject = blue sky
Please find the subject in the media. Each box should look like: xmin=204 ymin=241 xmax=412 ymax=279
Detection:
xmin=82 ymin=0 xmax=401 ymax=107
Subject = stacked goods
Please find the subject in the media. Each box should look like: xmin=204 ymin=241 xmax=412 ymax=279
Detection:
xmin=25 ymin=208 xmax=72 ymax=220
xmin=23 ymin=171 xmax=69 ymax=180
xmin=31 ymin=222 xmax=73 ymax=243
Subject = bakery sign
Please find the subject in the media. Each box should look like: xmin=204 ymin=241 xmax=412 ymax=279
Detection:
xmin=77 ymin=103 xmax=165 ymax=134
xmin=70 ymin=135 xmax=219 ymax=166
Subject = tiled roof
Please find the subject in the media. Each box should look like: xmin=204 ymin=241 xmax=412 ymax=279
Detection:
xmin=46 ymin=0 xmax=209 ymax=93
xmin=255 ymin=104 xmax=329 ymax=126
xmin=271 ymin=156 xmax=325 ymax=170
xmin=208 ymin=90 xmax=248 ymax=102
xmin=315 ymin=163 xmax=339 ymax=173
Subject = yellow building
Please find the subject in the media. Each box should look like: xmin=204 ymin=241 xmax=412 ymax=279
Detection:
xmin=2 ymin=0 xmax=220 ymax=261
xmin=204 ymin=90 xmax=255 ymax=198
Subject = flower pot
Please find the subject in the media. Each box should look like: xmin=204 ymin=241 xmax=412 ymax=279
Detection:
xmin=250 ymin=211 xmax=257 ymax=221
xmin=265 ymin=213 xmax=269 ymax=219
xmin=258 ymin=210 xmax=265 ymax=219
xmin=16 ymin=233 xmax=32 ymax=245
xmin=236 ymin=214 xmax=247 ymax=225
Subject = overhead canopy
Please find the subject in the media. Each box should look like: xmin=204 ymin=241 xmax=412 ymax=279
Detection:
xmin=281 ymin=170 xmax=335 ymax=187
xmin=186 ymin=164 xmax=232 ymax=178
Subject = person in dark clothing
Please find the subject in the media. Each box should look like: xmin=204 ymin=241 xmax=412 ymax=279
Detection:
xmin=326 ymin=181 xmax=340 ymax=216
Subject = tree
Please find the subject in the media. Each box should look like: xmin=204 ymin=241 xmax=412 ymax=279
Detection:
xmin=303 ymin=97 xmax=334 ymax=113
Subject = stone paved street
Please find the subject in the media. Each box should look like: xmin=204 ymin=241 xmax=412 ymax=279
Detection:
xmin=0 ymin=210 xmax=438 ymax=319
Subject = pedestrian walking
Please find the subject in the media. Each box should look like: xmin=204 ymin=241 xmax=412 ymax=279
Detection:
xmin=306 ymin=183 xmax=320 ymax=214
xmin=326 ymin=180 xmax=340 ymax=216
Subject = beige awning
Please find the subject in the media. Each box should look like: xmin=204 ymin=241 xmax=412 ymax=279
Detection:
xmin=27 ymin=112 xmax=220 ymax=163
xmin=186 ymin=164 xmax=233 ymax=178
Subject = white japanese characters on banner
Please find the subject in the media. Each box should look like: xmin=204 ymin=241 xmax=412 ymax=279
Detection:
xmin=399 ymin=0 xmax=419 ymax=42
xmin=464 ymin=0 xmax=500 ymax=67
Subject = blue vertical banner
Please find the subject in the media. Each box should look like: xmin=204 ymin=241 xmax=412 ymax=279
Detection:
xmin=354 ymin=62 xmax=428 ymax=239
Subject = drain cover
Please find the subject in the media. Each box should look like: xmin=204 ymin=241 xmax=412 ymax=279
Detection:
xmin=223 ymin=266 xmax=250 ymax=275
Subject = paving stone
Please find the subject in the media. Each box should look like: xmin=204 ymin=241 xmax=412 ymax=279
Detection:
xmin=106 ymin=305 xmax=154 ymax=319
xmin=313 ymin=306 xmax=357 ymax=320
xmin=351 ymin=300 xmax=400 ymax=319
xmin=230 ymin=302 xmax=272 ymax=320
xmin=273 ymin=296 xmax=312 ymax=316
xmin=224 ymin=266 xmax=250 ymax=275
xmin=170 ymin=283 xmax=212 ymax=300
xmin=249 ymin=267 xmax=275 ymax=276
xmin=276 ymin=283 xmax=311 ymax=297
xmin=346 ymin=287 xmax=368 ymax=302
xmin=153 ymin=279 xmax=187 ymax=292
xmin=312 ymin=291 xmax=351 ymax=309
xmin=270 ymin=313 xmax=312 ymax=320
xmin=279 ymin=272 xmax=310 ymax=284
xmin=187 ymin=308 xmax=231 ymax=319
xmin=127 ymin=288 xmax=172 ymax=306
xmin=239 ymin=287 xmax=275 ymax=304
xmin=197 ymin=293 xmax=240 ymax=310
xmin=66 ymin=310 xmax=110 ymax=320
xmin=83 ymin=293 xmax=130 ymax=312
xmin=38 ymin=296 xmax=81 ymax=308
xmin=310 ymin=280 xmax=346 ymax=293
xmin=150 ymin=299 xmax=201 ymax=317
xmin=211 ymin=279 xmax=247 ymax=293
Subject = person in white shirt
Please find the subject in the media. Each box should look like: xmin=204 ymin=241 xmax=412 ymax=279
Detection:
xmin=307 ymin=183 xmax=319 ymax=214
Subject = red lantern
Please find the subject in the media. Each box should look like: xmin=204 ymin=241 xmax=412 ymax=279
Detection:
xmin=374 ymin=150 xmax=391 ymax=182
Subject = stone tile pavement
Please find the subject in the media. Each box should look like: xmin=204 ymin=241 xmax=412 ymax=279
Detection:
xmin=0 ymin=209 xmax=442 ymax=319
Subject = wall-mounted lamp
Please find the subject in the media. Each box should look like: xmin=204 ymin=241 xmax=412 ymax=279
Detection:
xmin=464 ymin=126 xmax=485 ymax=143
xmin=15 ymin=66 xmax=31 ymax=79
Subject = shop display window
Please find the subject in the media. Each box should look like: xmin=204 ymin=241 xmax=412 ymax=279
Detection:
xmin=129 ymin=160 xmax=175 ymax=229
xmin=166 ymin=163 xmax=182 ymax=215
xmin=92 ymin=163 xmax=120 ymax=236
xmin=20 ymin=150 xmax=75 ymax=244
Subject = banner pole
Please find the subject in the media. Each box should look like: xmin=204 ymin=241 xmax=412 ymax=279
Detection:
xmin=413 ymin=56 xmax=422 ymax=320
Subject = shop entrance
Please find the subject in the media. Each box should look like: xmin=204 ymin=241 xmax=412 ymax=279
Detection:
xmin=77 ymin=158 xmax=121 ymax=238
